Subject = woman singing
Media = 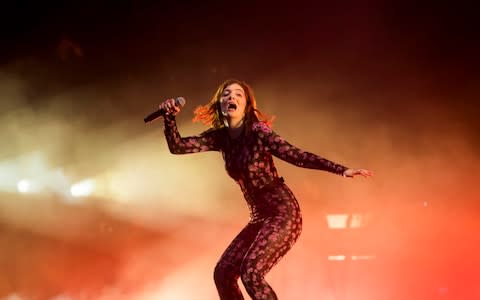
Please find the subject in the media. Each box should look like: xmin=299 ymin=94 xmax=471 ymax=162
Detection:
xmin=160 ymin=79 xmax=373 ymax=300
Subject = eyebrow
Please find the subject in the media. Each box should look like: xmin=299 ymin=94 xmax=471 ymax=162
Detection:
xmin=224 ymin=88 xmax=245 ymax=94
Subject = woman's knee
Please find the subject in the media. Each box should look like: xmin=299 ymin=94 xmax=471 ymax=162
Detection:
xmin=240 ymin=262 xmax=277 ymax=299
xmin=239 ymin=260 xmax=260 ymax=286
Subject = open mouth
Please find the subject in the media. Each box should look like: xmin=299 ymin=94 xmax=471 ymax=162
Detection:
xmin=227 ymin=103 xmax=237 ymax=110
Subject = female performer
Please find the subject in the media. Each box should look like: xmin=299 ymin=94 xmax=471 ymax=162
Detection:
xmin=160 ymin=79 xmax=373 ymax=300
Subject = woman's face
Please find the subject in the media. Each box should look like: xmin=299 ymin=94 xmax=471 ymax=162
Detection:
xmin=220 ymin=83 xmax=247 ymax=121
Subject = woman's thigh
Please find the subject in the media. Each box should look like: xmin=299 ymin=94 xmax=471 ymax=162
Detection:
xmin=241 ymin=214 xmax=302 ymax=277
xmin=216 ymin=221 xmax=263 ymax=269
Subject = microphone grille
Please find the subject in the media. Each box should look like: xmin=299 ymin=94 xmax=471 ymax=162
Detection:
xmin=175 ymin=97 xmax=186 ymax=107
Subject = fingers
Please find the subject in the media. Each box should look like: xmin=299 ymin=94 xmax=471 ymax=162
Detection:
xmin=358 ymin=169 xmax=373 ymax=178
xmin=159 ymin=98 xmax=181 ymax=115
xmin=159 ymin=98 xmax=174 ymax=110
xmin=350 ymin=169 xmax=374 ymax=178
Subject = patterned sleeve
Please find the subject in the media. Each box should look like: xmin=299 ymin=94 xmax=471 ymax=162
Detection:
xmin=253 ymin=122 xmax=348 ymax=176
xmin=163 ymin=114 xmax=221 ymax=154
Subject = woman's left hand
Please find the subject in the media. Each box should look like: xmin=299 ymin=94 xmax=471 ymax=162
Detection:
xmin=343 ymin=168 xmax=373 ymax=178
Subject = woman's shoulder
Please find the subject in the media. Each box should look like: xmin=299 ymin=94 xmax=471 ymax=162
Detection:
xmin=251 ymin=121 xmax=273 ymax=134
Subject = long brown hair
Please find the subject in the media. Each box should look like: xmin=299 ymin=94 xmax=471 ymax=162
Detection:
xmin=193 ymin=79 xmax=273 ymax=132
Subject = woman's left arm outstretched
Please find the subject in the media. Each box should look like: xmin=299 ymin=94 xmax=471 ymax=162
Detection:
xmin=253 ymin=122 xmax=373 ymax=178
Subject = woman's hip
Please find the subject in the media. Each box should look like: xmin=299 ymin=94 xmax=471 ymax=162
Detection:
xmin=246 ymin=181 xmax=302 ymax=222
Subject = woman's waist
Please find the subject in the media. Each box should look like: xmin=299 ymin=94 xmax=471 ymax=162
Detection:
xmin=238 ymin=176 xmax=286 ymax=196
xmin=241 ymin=178 xmax=300 ymax=215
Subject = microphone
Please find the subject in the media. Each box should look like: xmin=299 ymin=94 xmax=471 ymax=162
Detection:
xmin=144 ymin=97 xmax=186 ymax=123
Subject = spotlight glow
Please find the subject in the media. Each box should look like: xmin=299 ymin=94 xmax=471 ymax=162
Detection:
xmin=326 ymin=213 xmax=368 ymax=229
xmin=349 ymin=213 xmax=368 ymax=228
xmin=328 ymin=255 xmax=346 ymax=261
xmin=70 ymin=179 xmax=95 ymax=197
xmin=326 ymin=214 xmax=348 ymax=229
xmin=17 ymin=179 xmax=31 ymax=193
xmin=351 ymin=255 xmax=376 ymax=261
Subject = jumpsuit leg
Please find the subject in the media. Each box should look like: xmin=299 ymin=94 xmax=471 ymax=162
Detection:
xmin=240 ymin=188 xmax=302 ymax=300
xmin=240 ymin=214 xmax=302 ymax=300
xmin=214 ymin=221 xmax=263 ymax=300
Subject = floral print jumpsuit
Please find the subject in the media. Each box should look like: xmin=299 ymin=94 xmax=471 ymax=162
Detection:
xmin=163 ymin=114 xmax=348 ymax=300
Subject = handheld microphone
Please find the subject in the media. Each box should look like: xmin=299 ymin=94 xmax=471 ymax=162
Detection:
xmin=144 ymin=97 xmax=186 ymax=123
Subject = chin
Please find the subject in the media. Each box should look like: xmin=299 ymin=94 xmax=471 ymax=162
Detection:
xmin=231 ymin=114 xmax=244 ymax=120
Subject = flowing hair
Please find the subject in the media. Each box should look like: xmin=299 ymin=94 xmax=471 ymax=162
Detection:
xmin=193 ymin=79 xmax=273 ymax=133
